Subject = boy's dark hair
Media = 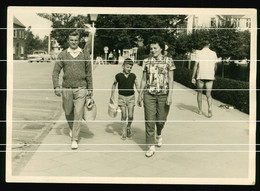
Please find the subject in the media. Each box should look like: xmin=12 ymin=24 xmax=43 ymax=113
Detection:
xmin=123 ymin=58 xmax=134 ymax=66
xmin=148 ymin=36 xmax=165 ymax=51
xmin=69 ymin=30 xmax=80 ymax=37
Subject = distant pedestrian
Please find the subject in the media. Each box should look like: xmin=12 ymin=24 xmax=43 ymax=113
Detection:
xmin=108 ymin=51 xmax=114 ymax=64
xmin=191 ymin=40 xmax=220 ymax=118
xmin=113 ymin=49 xmax=119 ymax=64
xmin=52 ymin=30 xmax=93 ymax=150
xmin=95 ymin=56 xmax=104 ymax=65
xmin=137 ymin=36 xmax=175 ymax=157
xmin=110 ymin=58 xmax=140 ymax=140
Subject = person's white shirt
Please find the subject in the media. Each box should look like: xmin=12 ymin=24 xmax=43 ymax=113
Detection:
xmin=67 ymin=47 xmax=82 ymax=58
xmin=196 ymin=47 xmax=220 ymax=80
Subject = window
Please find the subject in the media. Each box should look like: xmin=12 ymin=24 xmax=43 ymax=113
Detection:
xmin=19 ymin=30 xmax=22 ymax=38
xmin=194 ymin=17 xmax=198 ymax=27
xmin=210 ymin=18 xmax=216 ymax=27
xmin=13 ymin=46 xmax=15 ymax=54
xmin=14 ymin=29 xmax=17 ymax=38
xmin=21 ymin=46 xmax=24 ymax=54
xmin=21 ymin=30 xmax=25 ymax=39
xmin=234 ymin=18 xmax=240 ymax=27
xmin=246 ymin=19 xmax=251 ymax=28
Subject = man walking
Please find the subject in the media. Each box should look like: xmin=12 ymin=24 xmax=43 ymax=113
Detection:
xmin=137 ymin=36 xmax=175 ymax=157
xmin=52 ymin=30 xmax=93 ymax=149
xmin=191 ymin=41 xmax=220 ymax=118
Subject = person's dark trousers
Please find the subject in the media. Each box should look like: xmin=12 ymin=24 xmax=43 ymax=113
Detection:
xmin=143 ymin=92 xmax=170 ymax=145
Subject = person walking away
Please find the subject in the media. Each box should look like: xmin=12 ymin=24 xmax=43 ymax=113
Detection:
xmin=191 ymin=40 xmax=220 ymax=118
xmin=110 ymin=58 xmax=140 ymax=140
xmin=137 ymin=36 xmax=175 ymax=157
xmin=108 ymin=51 xmax=114 ymax=64
xmin=52 ymin=31 xmax=93 ymax=149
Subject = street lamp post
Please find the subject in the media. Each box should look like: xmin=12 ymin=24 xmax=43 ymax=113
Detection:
xmin=89 ymin=14 xmax=98 ymax=75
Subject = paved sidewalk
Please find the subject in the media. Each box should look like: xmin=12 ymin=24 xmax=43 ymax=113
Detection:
xmin=16 ymin=65 xmax=251 ymax=182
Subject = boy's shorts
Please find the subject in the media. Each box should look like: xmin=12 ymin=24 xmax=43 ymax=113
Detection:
xmin=118 ymin=94 xmax=135 ymax=107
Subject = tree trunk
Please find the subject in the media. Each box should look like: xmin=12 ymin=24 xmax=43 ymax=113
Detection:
xmin=188 ymin=60 xmax=191 ymax=69
xmin=221 ymin=60 xmax=224 ymax=78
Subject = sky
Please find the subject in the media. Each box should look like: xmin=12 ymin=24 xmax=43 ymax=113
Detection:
xmin=13 ymin=12 xmax=52 ymax=39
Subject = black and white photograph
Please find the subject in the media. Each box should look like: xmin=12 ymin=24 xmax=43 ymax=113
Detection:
xmin=6 ymin=7 xmax=257 ymax=184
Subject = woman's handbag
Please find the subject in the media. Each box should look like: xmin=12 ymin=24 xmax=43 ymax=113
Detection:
xmin=83 ymin=97 xmax=97 ymax=121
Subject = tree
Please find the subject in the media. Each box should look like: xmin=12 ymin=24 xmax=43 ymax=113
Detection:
xmin=209 ymin=21 xmax=244 ymax=78
xmin=94 ymin=14 xmax=187 ymax=54
xmin=25 ymin=26 xmax=47 ymax=55
xmin=37 ymin=13 xmax=90 ymax=50
xmin=174 ymin=17 xmax=250 ymax=78
xmin=38 ymin=13 xmax=187 ymax=56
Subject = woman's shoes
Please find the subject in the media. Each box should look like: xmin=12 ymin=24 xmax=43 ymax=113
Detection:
xmin=145 ymin=146 xmax=155 ymax=157
xmin=156 ymin=136 xmax=163 ymax=147
xmin=121 ymin=134 xmax=127 ymax=140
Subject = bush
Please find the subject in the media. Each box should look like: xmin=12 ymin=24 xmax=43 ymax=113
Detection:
xmin=174 ymin=65 xmax=249 ymax=114
xmin=215 ymin=62 xmax=249 ymax=82
xmin=212 ymin=77 xmax=249 ymax=114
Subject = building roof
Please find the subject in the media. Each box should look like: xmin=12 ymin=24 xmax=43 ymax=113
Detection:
xmin=13 ymin=16 xmax=26 ymax=28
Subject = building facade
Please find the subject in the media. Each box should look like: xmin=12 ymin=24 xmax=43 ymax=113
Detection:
xmin=13 ymin=16 xmax=26 ymax=60
xmin=186 ymin=14 xmax=251 ymax=34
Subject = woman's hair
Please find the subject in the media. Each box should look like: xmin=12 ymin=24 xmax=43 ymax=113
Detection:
xmin=148 ymin=36 xmax=165 ymax=51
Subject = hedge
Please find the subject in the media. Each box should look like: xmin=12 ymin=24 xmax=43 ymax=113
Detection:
xmin=174 ymin=65 xmax=249 ymax=114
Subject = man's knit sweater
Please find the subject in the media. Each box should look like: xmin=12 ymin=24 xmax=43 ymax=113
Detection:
xmin=52 ymin=49 xmax=93 ymax=89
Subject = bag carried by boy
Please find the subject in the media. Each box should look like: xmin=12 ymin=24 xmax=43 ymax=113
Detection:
xmin=83 ymin=97 xmax=97 ymax=121
xmin=108 ymin=103 xmax=119 ymax=118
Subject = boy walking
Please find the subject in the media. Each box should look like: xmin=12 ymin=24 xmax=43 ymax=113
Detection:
xmin=110 ymin=58 xmax=140 ymax=140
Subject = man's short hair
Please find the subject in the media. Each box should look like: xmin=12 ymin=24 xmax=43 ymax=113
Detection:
xmin=69 ymin=31 xmax=80 ymax=37
xmin=123 ymin=58 xmax=134 ymax=66
xmin=148 ymin=36 xmax=165 ymax=51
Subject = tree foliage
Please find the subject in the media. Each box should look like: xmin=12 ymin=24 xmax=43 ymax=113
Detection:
xmin=25 ymin=26 xmax=49 ymax=55
xmin=94 ymin=14 xmax=186 ymax=55
xmin=37 ymin=13 xmax=90 ymax=50
xmin=37 ymin=13 xmax=187 ymax=55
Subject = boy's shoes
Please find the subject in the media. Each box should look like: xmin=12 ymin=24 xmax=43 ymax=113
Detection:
xmin=69 ymin=130 xmax=72 ymax=138
xmin=145 ymin=146 xmax=155 ymax=157
xmin=156 ymin=136 xmax=163 ymax=147
xmin=127 ymin=128 xmax=132 ymax=138
xmin=71 ymin=140 xmax=78 ymax=149
xmin=121 ymin=134 xmax=127 ymax=140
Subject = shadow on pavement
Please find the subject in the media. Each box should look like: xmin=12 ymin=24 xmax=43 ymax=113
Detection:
xmin=54 ymin=122 xmax=94 ymax=141
xmin=105 ymin=122 xmax=121 ymax=135
xmin=131 ymin=126 xmax=147 ymax=151
xmin=79 ymin=123 xmax=94 ymax=139
xmin=176 ymin=103 xmax=204 ymax=115
xmin=55 ymin=122 xmax=68 ymax=135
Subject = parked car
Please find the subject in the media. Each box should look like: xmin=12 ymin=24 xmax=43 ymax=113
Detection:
xmin=27 ymin=50 xmax=52 ymax=63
